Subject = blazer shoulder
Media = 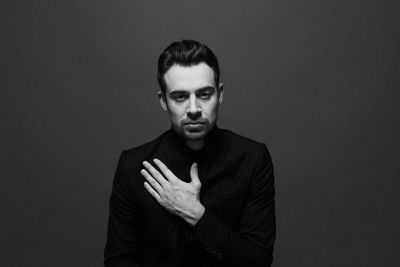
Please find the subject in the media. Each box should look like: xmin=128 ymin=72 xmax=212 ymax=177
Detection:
xmin=122 ymin=131 xmax=167 ymax=163
xmin=220 ymin=128 xmax=269 ymax=151
xmin=217 ymin=128 xmax=273 ymax=167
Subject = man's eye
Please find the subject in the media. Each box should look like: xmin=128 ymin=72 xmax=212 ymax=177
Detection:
xmin=174 ymin=95 xmax=187 ymax=101
xmin=199 ymin=92 xmax=211 ymax=99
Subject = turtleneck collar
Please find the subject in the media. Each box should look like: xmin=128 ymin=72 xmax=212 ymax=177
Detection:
xmin=165 ymin=125 xmax=221 ymax=159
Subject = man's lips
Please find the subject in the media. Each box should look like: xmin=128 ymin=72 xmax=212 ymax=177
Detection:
xmin=183 ymin=122 xmax=206 ymax=130
xmin=183 ymin=121 xmax=206 ymax=125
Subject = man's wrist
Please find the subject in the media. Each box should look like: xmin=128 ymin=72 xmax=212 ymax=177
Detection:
xmin=185 ymin=202 xmax=205 ymax=226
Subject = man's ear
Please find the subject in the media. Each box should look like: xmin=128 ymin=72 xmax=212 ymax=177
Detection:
xmin=217 ymin=83 xmax=224 ymax=104
xmin=158 ymin=91 xmax=168 ymax=111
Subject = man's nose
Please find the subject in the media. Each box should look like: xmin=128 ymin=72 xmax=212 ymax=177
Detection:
xmin=187 ymin=96 xmax=201 ymax=120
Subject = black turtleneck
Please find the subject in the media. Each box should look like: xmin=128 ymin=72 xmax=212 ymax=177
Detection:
xmin=104 ymin=126 xmax=276 ymax=267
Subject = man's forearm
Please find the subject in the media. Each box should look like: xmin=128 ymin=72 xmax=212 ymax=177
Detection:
xmin=189 ymin=209 xmax=275 ymax=267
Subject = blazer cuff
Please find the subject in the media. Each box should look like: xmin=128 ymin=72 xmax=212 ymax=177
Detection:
xmin=188 ymin=209 xmax=224 ymax=259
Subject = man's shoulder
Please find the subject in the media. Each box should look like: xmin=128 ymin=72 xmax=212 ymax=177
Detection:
xmin=122 ymin=130 xmax=168 ymax=161
xmin=218 ymin=128 xmax=267 ymax=150
xmin=217 ymin=127 xmax=272 ymax=162
xmin=217 ymin=128 xmax=273 ymax=173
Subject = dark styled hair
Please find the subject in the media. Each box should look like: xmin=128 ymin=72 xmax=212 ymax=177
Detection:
xmin=157 ymin=40 xmax=220 ymax=94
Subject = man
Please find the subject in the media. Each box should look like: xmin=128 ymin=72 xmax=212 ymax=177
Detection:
xmin=104 ymin=40 xmax=276 ymax=267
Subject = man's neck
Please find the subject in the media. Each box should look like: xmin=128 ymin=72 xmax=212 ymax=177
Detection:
xmin=186 ymin=140 xmax=204 ymax=151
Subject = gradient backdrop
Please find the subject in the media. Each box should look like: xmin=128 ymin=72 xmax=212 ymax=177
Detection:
xmin=1 ymin=0 xmax=399 ymax=266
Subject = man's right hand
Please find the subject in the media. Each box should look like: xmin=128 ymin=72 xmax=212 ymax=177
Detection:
xmin=141 ymin=159 xmax=205 ymax=226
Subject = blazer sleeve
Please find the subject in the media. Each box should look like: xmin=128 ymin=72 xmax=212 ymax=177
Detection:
xmin=190 ymin=144 xmax=276 ymax=267
xmin=104 ymin=151 xmax=143 ymax=267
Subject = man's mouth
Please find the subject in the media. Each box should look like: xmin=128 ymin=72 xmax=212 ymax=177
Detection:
xmin=184 ymin=121 xmax=206 ymax=125
xmin=185 ymin=122 xmax=204 ymax=125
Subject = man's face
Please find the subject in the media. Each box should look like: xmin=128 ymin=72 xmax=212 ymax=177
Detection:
xmin=159 ymin=63 xmax=223 ymax=142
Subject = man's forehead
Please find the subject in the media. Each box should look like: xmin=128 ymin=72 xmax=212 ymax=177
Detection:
xmin=164 ymin=63 xmax=216 ymax=92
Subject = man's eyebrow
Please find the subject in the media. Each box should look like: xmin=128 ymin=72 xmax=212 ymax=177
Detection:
xmin=196 ymin=86 xmax=215 ymax=93
xmin=169 ymin=90 xmax=188 ymax=96
xmin=169 ymin=86 xmax=216 ymax=95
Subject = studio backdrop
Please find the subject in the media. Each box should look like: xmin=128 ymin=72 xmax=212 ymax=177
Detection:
xmin=1 ymin=0 xmax=399 ymax=266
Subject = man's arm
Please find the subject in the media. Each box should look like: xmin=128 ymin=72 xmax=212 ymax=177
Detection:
xmin=104 ymin=151 xmax=143 ymax=267
xmin=142 ymin=144 xmax=276 ymax=267
xmin=190 ymin=144 xmax=275 ymax=266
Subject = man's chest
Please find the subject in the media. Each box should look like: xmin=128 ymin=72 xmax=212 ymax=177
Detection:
xmin=129 ymin=151 xmax=254 ymax=231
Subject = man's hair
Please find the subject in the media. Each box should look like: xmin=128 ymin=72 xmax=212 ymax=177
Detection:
xmin=157 ymin=40 xmax=220 ymax=94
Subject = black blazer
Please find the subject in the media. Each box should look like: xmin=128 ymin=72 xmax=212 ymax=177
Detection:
xmin=104 ymin=127 xmax=276 ymax=267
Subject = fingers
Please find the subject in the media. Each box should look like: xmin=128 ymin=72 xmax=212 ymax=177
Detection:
xmin=144 ymin=181 xmax=162 ymax=202
xmin=142 ymin=161 xmax=168 ymax=187
xmin=141 ymin=169 xmax=163 ymax=193
xmin=190 ymin=162 xmax=201 ymax=187
xmin=153 ymin=158 xmax=178 ymax=182
xmin=142 ymin=159 xmax=199 ymax=188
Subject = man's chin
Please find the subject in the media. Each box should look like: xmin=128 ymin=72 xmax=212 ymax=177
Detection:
xmin=182 ymin=129 xmax=208 ymax=140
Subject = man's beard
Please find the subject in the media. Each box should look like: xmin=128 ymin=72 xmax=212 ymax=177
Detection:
xmin=180 ymin=119 xmax=210 ymax=140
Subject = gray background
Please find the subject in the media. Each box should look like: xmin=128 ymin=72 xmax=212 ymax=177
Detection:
xmin=1 ymin=0 xmax=399 ymax=266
